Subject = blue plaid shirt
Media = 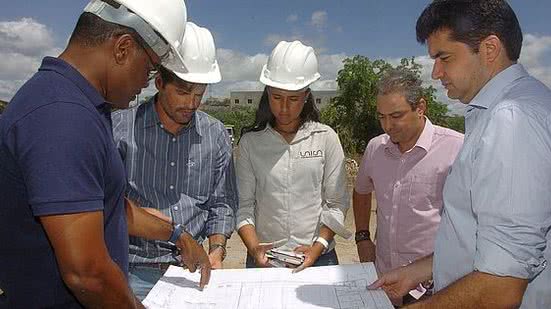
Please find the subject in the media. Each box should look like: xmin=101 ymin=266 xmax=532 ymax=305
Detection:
xmin=112 ymin=96 xmax=238 ymax=264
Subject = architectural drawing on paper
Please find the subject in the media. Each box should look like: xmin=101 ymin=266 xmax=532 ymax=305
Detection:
xmin=143 ymin=263 xmax=393 ymax=309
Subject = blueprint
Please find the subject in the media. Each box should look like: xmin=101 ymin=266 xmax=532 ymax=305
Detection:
xmin=143 ymin=263 xmax=393 ymax=309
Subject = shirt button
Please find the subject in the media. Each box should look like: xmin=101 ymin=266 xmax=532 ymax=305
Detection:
xmin=160 ymin=124 xmax=164 ymax=129
xmin=385 ymin=215 xmax=390 ymax=220
xmin=169 ymin=185 xmax=174 ymax=190
xmin=170 ymin=162 xmax=175 ymax=167
xmin=393 ymin=205 xmax=398 ymax=209
xmin=172 ymin=137 xmax=176 ymax=142
xmin=173 ymin=206 xmax=179 ymax=211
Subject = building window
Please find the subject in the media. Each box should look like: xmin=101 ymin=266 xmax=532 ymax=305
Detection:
xmin=316 ymin=98 xmax=322 ymax=104
xmin=234 ymin=99 xmax=239 ymax=104
xmin=247 ymin=99 xmax=253 ymax=104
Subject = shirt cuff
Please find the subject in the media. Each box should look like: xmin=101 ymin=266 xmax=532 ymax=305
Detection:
xmin=237 ymin=218 xmax=255 ymax=230
xmin=320 ymin=211 xmax=352 ymax=239
xmin=474 ymin=236 xmax=547 ymax=280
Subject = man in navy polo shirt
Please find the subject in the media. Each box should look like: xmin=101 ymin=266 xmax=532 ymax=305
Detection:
xmin=0 ymin=1 xmax=210 ymax=308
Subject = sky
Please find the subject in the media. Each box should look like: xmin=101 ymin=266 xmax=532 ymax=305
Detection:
xmin=1 ymin=0 xmax=550 ymax=114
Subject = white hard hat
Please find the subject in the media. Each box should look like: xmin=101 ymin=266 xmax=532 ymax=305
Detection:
xmin=84 ymin=0 xmax=188 ymax=69
xmin=260 ymin=40 xmax=321 ymax=91
xmin=165 ymin=22 xmax=221 ymax=84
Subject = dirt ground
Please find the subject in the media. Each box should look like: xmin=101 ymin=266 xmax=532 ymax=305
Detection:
xmin=220 ymin=180 xmax=377 ymax=269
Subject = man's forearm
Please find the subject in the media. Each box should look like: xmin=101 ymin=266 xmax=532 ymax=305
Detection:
xmin=125 ymin=198 xmax=172 ymax=241
xmin=353 ymin=191 xmax=376 ymax=262
xmin=353 ymin=191 xmax=372 ymax=231
xmin=40 ymin=211 xmax=145 ymax=309
xmin=319 ymin=225 xmax=336 ymax=242
xmin=67 ymin=259 xmax=144 ymax=309
xmin=238 ymin=224 xmax=260 ymax=253
xmin=407 ymin=271 xmax=528 ymax=309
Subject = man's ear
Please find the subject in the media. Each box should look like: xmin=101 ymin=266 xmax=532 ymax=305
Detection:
xmin=155 ymin=74 xmax=163 ymax=90
xmin=113 ymin=34 xmax=135 ymax=65
xmin=417 ymin=98 xmax=427 ymax=117
xmin=481 ymin=35 xmax=502 ymax=64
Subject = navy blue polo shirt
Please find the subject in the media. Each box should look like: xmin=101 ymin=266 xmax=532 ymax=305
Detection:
xmin=0 ymin=57 xmax=128 ymax=308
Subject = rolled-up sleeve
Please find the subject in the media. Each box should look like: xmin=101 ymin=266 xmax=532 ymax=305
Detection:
xmin=236 ymin=135 xmax=257 ymax=230
xmin=472 ymin=105 xmax=551 ymax=279
xmin=320 ymin=129 xmax=351 ymax=239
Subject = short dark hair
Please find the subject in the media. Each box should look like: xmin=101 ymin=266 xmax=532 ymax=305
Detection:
xmin=416 ymin=0 xmax=523 ymax=61
xmin=157 ymin=66 xmax=206 ymax=92
xmin=240 ymin=87 xmax=320 ymax=138
xmin=69 ymin=12 xmax=139 ymax=48
xmin=158 ymin=65 xmax=178 ymax=85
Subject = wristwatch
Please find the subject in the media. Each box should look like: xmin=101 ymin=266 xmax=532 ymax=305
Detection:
xmin=355 ymin=230 xmax=371 ymax=243
xmin=209 ymin=243 xmax=227 ymax=261
xmin=167 ymin=223 xmax=185 ymax=246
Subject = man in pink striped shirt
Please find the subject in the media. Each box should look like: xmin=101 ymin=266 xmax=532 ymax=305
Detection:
xmin=353 ymin=69 xmax=463 ymax=301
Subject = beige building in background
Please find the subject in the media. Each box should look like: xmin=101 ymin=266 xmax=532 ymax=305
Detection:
xmin=229 ymin=90 xmax=338 ymax=108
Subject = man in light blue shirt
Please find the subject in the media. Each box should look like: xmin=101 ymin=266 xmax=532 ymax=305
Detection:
xmin=369 ymin=1 xmax=551 ymax=307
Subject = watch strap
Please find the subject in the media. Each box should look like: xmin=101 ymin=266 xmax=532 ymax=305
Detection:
xmin=355 ymin=230 xmax=371 ymax=243
xmin=208 ymin=243 xmax=227 ymax=261
xmin=167 ymin=224 xmax=185 ymax=245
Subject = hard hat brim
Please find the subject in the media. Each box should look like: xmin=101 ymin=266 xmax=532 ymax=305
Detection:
xmin=259 ymin=65 xmax=320 ymax=91
xmin=173 ymin=62 xmax=222 ymax=84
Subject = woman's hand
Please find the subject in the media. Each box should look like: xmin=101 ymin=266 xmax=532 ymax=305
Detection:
xmin=291 ymin=243 xmax=324 ymax=273
xmin=251 ymin=243 xmax=274 ymax=267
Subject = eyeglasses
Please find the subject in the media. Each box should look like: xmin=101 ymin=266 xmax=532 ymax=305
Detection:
xmin=131 ymin=34 xmax=161 ymax=81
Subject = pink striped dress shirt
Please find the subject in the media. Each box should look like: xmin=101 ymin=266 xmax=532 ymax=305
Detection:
xmin=355 ymin=118 xmax=463 ymax=274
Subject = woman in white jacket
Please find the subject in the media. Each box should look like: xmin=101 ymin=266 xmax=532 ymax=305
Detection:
xmin=236 ymin=40 xmax=350 ymax=272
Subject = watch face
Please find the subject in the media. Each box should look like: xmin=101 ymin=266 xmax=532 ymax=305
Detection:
xmin=355 ymin=231 xmax=371 ymax=242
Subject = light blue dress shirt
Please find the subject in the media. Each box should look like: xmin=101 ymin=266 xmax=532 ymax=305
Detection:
xmin=433 ymin=64 xmax=551 ymax=307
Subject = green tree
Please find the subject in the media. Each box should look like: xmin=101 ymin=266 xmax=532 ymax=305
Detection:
xmin=204 ymin=106 xmax=256 ymax=141
xmin=445 ymin=115 xmax=465 ymax=133
xmin=0 ymin=100 xmax=7 ymax=114
xmin=321 ymin=56 xmax=450 ymax=156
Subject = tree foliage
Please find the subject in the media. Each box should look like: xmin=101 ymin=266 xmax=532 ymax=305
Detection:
xmin=0 ymin=100 xmax=7 ymax=114
xmin=321 ymin=56 xmax=455 ymax=156
xmin=204 ymin=106 xmax=256 ymax=141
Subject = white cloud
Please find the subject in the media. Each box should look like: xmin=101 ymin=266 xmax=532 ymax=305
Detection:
xmin=317 ymin=53 xmax=347 ymax=80
xmin=217 ymin=48 xmax=268 ymax=82
xmin=519 ymin=34 xmax=551 ymax=87
xmin=0 ymin=18 xmax=56 ymax=56
xmin=286 ymin=14 xmax=298 ymax=23
xmin=263 ymin=33 xmax=309 ymax=47
xmin=310 ymin=79 xmax=339 ymax=91
xmin=0 ymin=18 xmax=61 ymax=101
xmin=311 ymin=11 xmax=328 ymax=29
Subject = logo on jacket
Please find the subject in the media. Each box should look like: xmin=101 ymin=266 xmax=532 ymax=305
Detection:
xmin=299 ymin=150 xmax=323 ymax=159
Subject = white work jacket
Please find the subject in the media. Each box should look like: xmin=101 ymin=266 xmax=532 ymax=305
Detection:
xmin=236 ymin=121 xmax=350 ymax=252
